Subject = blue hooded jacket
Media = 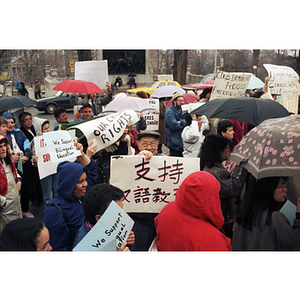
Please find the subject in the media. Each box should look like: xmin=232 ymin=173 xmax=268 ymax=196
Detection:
xmin=42 ymin=159 xmax=98 ymax=250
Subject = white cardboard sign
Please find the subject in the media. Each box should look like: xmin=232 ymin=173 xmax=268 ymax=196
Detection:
xmin=73 ymin=201 xmax=134 ymax=251
xmin=110 ymin=155 xmax=200 ymax=213
xmin=75 ymin=60 xmax=109 ymax=90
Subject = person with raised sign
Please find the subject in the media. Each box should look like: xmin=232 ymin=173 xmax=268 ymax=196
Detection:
xmin=42 ymin=141 xmax=98 ymax=251
xmin=154 ymin=171 xmax=232 ymax=251
xmin=73 ymin=183 xmax=134 ymax=251
xmin=128 ymin=130 xmax=160 ymax=251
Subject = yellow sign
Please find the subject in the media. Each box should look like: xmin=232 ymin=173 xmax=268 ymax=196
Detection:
xmin=69 ymin=59 xmax=75 ymax=72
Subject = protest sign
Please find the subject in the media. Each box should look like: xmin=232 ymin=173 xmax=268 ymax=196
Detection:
xmin=73 ymin=201 xmax=134 ymax=251
xmin=264 ymin=64 xmax=299 ymax=114
xmin=34 ymin=131 xmax=77 ymax=179
xmin=143 ymin=98 xmax=159 ymax=130
xmin=42 ymin=131 xmax=81 ymax=163
xmin=210 ymin=71 xmax=251 ymax=101
xmin=110 ymin=155 xmax=200 ymax=213
xmin=75 ymin=60 xmax=108 ymax=90
xmin=70 ymin=110 xmax=139 ymax=151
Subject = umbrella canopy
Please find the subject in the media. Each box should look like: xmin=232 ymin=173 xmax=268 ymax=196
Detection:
xmin=229 ymin=115 xmax=300 ymax=179
xmin=101 ymin=96 xmax=157 ymax=115
xmin=166 ymin=93 xmax=199 ymax=107
xmin=0 ymin=95 xmax=36 ymax=112
xmin=150 ymin=86 xmax=186 ymax=98
xmin=52 ymin=80 xmax=103 ymax=94
xmin=191 ymin=97 xmax=290 ymax=126
xmin=247 ymin=76 xmax=264 ymax=90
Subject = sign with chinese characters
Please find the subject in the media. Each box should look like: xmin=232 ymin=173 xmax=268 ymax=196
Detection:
xmin=73 ymin=201 xmax=134 ymax=251
xmin=110 ymin=155 xmax=200 ymax=213
xmin=210 ymin=71 xmax=251 ymax=101
xmin=75 ymin=60 xmax=108 ymax=90
xmin=264 ymin=64 xmax=300 ymax=115
xmin=70 ymin=110 xmax=139 ymax=151
xmin=35 ymin=131 xmax=77 ymax=179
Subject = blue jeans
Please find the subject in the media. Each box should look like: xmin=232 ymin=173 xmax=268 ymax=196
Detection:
xmin=40 ymin=174 xmax=58 ymax=208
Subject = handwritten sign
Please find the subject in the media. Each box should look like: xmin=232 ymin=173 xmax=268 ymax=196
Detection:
xmin=264 ymin=64 xmax=299 ymax=114
xmin=75 ymin=60 xmax=108 ymax=90
xmin=210 ymin=71 xmax=251 ymax=101
xmin=143 ymin=98 xmax=159 ymax=130
xmin=69 ymin=110 xmax=139 ymax=151
xmin=110 ymin=155 xmax=200 ymax=213
xmin=42 ymin=131 xmax=81 ymax=163
xmin=73 ymin=201 xmax=134 ymax=251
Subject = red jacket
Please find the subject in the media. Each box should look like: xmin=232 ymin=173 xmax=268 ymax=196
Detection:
xmin=154 ymin=171 xmax=232 ymax=251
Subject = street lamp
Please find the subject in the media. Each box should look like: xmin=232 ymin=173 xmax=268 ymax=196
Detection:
xmin=253 ymin=65 xmax=257 ymax=76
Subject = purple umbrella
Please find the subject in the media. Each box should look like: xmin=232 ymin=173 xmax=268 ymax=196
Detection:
xmin=229 ymin=115 xmax=300 ymax=179
xmin=150 ymin=86 xmax=186 ymax=98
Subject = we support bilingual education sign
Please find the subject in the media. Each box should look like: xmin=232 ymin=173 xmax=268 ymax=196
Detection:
xmin=110 ymin=155 xmax=200 ymax=213
xmin=73 ymin=201 xmax=134 ymax=251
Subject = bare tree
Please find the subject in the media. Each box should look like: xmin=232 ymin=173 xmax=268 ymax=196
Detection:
xmin=77 ymin=50 xmax=92 ymax=61
xmin=173 ymin=50 xmax=188 ymax=85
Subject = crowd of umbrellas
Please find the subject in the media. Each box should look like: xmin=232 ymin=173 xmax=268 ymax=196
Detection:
xmin=1 ymin=78 xmax=298 ymax=182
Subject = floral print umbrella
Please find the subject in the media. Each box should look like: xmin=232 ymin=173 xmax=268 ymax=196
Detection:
xmin=229 ymin=115 xmax=300 ymax=179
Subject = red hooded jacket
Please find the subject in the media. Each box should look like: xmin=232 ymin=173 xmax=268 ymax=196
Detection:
xmin=154 ymin=171 xmax=232 ymax=251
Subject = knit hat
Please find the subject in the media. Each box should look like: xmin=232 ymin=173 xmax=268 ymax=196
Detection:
xmin=2 ymin=111 xmax=15 ymax=122
xmin=172 ymin=91 xmax=183 ymax=102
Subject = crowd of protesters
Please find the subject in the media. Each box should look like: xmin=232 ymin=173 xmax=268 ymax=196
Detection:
xmin=1 ymin=79 xmax=300 ymax=252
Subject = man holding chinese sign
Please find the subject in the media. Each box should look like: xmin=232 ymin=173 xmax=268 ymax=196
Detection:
xmin=129 ymin=130 xmax=160 ymax=251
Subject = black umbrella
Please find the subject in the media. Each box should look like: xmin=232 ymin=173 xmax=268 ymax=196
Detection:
xmin=0 ymin=95 xmax=36 ymax=112
xmin=128 ymin=74 xmax=136 ymax=77
xmin=191 ymin=97 xmax=290 ymax=126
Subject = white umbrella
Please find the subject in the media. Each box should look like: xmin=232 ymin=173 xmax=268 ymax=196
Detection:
xmin=101 ymin=96 xmax=157 ymax=115
xmin=150 ymin=86 xmax=186 ymax=98
xmin=247 ymin=76 xmax=264 ymax=90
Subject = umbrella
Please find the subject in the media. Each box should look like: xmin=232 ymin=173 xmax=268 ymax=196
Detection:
xmin=150 ymin=86 xmax=186 ymax=98
xmin=52 ymin=80 xmax=103 ymax=94
xmin=0 ymin=95 xmax=36 ymax=112
xmin=191 ymin=96 xmax=290 ymax=126
xmin=101 ymin=96 xmax=157 ymax=115
xmin=166 ymin=93 xmax=199 ymax=107
xmin=229 ymin=115 xmax=300 ymax=179
xmin=247 ymin=76 xmax=264 ymax=90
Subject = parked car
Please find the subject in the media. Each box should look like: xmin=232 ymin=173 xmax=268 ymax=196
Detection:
xmin=182 ymin=73 xmax=216 ymax=95
xmin=126 ymin=80 xmax=181 ymax=97
xmin=34 ymin=91 xmax=74 ymax=114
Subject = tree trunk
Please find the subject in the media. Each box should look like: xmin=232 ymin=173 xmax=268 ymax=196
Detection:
xmin=77 ymin=50 xmax=92 ymax=61
xmin=173 ymin=50 xmax=188 ymax=85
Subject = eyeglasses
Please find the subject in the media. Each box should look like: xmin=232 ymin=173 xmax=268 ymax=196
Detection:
xmin=140 ymin=141 xmax=158 ymax=148
xmin=24 ymin=117 xmax=32 ymax=122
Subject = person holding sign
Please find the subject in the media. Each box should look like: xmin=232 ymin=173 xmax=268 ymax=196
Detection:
xmin=129 ymin=130 xmax=160 ymax=251
xmin=42 ymin=141 xmax=98 ymax=251
xmin=154 ymin=171 xmax=232 ymax=251
xmin=232 ymin=177 xmax=300 ymax=250
xmin=75 ymin=81 xmax=113 ymax=115
xmin=73 ymin=183 xmax=134 ymax=251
